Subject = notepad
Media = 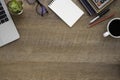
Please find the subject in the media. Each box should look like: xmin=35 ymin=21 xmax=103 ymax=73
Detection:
xmin=48 ymin=0 xmax=84 ymax=27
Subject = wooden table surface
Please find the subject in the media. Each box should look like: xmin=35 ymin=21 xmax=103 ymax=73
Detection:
xmin=0 ymin=0 xmax=120 ymax=80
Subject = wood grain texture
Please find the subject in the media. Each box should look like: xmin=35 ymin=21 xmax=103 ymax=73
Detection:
xmin=0 ymin=0 xmax=120 ymax=80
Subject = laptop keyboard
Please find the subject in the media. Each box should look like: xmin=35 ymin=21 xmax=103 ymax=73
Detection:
xmin=0 ymin=2 xmax=9 ymax=24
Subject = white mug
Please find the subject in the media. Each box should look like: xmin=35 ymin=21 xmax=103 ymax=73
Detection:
xmin=103 ymin=18 xmax=120 ymax=38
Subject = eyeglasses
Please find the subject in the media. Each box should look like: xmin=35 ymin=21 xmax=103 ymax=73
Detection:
xmin=26 ymin=0 xmax=48 ymax=16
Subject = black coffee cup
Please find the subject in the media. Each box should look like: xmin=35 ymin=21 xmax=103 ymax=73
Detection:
xmin=103 ymin=18 xmax=120 ymax=38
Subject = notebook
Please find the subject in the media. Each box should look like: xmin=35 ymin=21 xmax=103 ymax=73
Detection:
xmin=48 ymin=0 xmax=84 ymax=27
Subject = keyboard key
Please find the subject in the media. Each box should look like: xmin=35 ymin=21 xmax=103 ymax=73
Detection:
xmin=0 ymin=14 xmax=6 ymax=19
xmin=1 ymin=20 xmax=5 ymax=24
xmin=0 ymin=7 xmax=3 ymax=10
xmin=0 ymin=10 xmax=5 ymax=14
xmin=5 ymin=18 xmax=9 ymax=21
xmin=0 ymin=2 xmax=2 ymax=5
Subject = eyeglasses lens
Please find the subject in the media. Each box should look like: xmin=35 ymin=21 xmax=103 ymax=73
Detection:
xmin=26 ymin=0 xmax=36 ymax=4
xmin=36 ymin=5 xmax=48 ymax=16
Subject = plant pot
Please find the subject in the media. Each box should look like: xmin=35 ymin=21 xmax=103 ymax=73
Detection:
xmin=7 ymin=0 xmax=23 ymax=15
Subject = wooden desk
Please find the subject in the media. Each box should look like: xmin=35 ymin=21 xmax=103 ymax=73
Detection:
xmin=0 ymin=0 xmax=120 ymax=80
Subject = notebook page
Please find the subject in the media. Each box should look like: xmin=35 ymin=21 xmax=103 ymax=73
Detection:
xmin=48 ymin=0 xmax=84 ymax=27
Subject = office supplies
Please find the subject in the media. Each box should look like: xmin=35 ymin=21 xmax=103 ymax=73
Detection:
xmin=89 ymin=13 xmax=114 ymax=27
xmin=79 ymin=0 xmax=96 ymax=16
xmin=90 ymin=8 xmax=110 ymax=23
xmin=48 ymin=0 xmax=84 ymax=27
xmin=0 ymin=0 xmax=20 ymax=47
xmin=87 ymin=0 xmax=114 ymax=13
xmin=27 ymin=0 xmax=48 ymax=16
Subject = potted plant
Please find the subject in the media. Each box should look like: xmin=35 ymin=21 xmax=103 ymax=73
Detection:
xmin=7 ymin=0 xmax=23 ymax=15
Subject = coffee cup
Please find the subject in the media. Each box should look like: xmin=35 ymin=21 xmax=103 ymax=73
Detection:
xmin=103 ymin=18 xmax=120 ymax=38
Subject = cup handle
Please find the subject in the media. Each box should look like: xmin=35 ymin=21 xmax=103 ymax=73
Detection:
xmin=103 ymin=32 xmax=110 ymax=37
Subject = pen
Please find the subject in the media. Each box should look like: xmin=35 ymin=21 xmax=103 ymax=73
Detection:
xmin=90 ymin=8 xmax=110 ymax=24
xmin=89 ymin=13 xmax=115 ymax=28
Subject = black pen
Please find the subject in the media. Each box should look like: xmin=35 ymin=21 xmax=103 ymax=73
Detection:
xmin=90 ymin=8 xmax=110 ymax=24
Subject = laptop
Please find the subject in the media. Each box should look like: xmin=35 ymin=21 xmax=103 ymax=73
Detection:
xmin=0 ymin=0 xmax=20 ymax=47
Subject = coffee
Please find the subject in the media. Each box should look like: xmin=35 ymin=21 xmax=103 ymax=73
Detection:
xmin=109 ymin=19 xmax=120 ymax=36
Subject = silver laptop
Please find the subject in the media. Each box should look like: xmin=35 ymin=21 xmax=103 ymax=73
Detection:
xmin=0 ymin=0 xmax=20 ymax=47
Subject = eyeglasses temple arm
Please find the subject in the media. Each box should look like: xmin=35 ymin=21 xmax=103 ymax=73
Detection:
xmin=36 ymin=0 xmax=43 ymax=6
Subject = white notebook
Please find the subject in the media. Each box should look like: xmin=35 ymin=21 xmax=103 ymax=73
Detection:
xmin=48 ymin=0 xmax=84 ymax=27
